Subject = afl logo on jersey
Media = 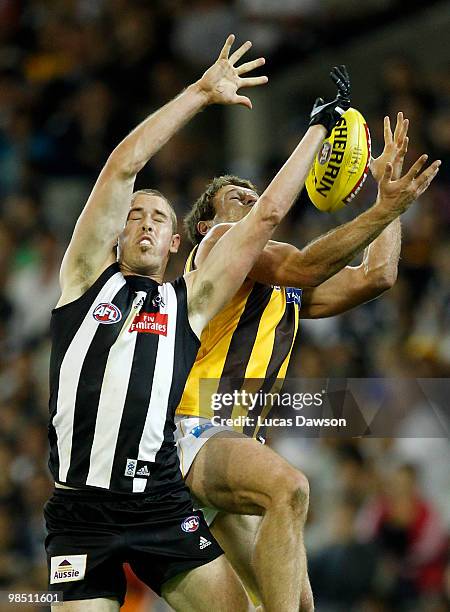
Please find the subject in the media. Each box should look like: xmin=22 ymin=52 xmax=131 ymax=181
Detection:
xmin=93 ymin=302 xmax=122 ymax=324
xmin=181 ymin=516 xmax=200 ymax=533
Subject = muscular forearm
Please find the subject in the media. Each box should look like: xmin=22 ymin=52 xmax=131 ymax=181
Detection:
xmin=361 ymin=216 xmax=401 ymax=287
xmin=300 ymin=217 xmax=401 ymax=318
xmin=257 ymin=125 xmax=326 ymax=222
xmin=110 ymin=83 xmax=207 ymax=177
xmin=286 ymin=199 xmax=401 ymax=285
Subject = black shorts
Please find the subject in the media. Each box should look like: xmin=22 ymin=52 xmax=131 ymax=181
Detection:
xmin=44 ymin=486 xmax=223 ymax=605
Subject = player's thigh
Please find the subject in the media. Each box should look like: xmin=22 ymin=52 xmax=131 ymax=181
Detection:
xmin=53 ymin=598 xmax=119 ymax=611
xmin=185 ymin=433 xmax=305 ymax=513
xmin=162 ymin=555 xmax=253 ymax=612
xmin=211 ymin=513 xmax=261 ymax=596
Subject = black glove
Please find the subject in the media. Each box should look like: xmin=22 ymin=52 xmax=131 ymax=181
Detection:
xmin=308 ymin=65 xmax=351 ymax=136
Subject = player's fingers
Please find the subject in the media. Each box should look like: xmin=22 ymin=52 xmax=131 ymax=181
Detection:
xmin=234 ymin=95 xmax=252 ymax=109
xmin=381 ymin=161 xmax=393 ymax=186
xmin=393 ymin=111 xmax=403 ymax=142
xmin=238 ymin=75 xmax=269 ymax=88
xmin=414 ymin=160 xmax=441 ymax=194
xmin=236 ymin=57 xmax=265 ymax=76
xmin=393 ymin=136 xmax=408 ymax=180
xmin=229 ymin=40 xmax=252 ymax=65
xmin=398 ymin=117 xmax=409 ymax=144
xmin=331 ymin=66 xmax=350 ymax=91
xmin=219 ymin=34 xmax=235 ymax=59
xmin=330 ymin=70 xmax=347 ymax=91
xmin=339 ymin=65 xmax=350 ymax=81
xmin=399 ymin=136 xmax=409 ymax=156
xmin=384 ymin=116 xmax=393 ymax=145
xmin=404 ymin=154 xmax=428 ymax=182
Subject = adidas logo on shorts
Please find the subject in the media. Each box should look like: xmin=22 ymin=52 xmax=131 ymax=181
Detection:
xmin=199 ymin=536 xmax=211 ymax=550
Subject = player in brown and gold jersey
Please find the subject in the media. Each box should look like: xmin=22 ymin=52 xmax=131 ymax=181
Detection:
xmin=174 ymin=113 xmax=441 ymax=611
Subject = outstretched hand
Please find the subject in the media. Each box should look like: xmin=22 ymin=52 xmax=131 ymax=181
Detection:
xmin=371 ymin=112 xmax=409 ymax=183
xmin=376 ymin=152 xmax=441 ymax=216
xmin=196 ymin=34 xmax=268 ymax=109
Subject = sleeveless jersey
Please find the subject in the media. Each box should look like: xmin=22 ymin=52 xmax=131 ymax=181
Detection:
xmin=176 ymin=246 xmax=301 ymax=437
xmin=48 ymin=263 xmax=200 ymax=494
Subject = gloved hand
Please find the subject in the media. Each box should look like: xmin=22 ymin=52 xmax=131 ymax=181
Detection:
xmin=308 ymin=65 xmax=351 ymax=136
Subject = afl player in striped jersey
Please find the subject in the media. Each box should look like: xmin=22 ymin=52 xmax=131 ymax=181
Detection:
xmin=175 ymin=114 xmax=441 ymax=610
xmin=44 ymin=34 xmax=368 ymax=611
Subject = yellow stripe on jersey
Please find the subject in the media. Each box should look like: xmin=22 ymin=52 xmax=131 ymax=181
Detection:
xmin=183 ymin=245 xmax=198 ymax=275
xmin=177 ymin=248 xmax=301 ymax=437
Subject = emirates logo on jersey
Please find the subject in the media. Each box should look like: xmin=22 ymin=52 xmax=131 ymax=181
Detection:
xmin=129 ymin=312 xmax=168 ymax=336
xmin=93 ymin=302 xmax=122 ymax=324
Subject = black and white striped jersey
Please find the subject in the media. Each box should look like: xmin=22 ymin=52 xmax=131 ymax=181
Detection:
xmin=48 ymin=263 xmax=200 ymax=494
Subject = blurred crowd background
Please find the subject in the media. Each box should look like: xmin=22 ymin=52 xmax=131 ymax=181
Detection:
xmin=0 ymin=1 xmax=449 ymax=611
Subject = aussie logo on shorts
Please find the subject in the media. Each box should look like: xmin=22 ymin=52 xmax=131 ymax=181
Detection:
xmin=50 ymin=554 xmax=87 ymax=584
xmin=181 ymin=515 xmax=200 ymax=533
xmin=93 ymin=302 xmax=122 ymax=324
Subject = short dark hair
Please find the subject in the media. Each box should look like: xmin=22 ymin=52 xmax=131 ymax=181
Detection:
xmin=183 ymin=175 xmax=258 ymax=245
xmin=131 ymin=189 xmax=178 ymax=233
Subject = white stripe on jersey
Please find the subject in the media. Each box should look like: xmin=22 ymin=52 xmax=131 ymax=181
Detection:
xmin=133 ymin=283 xmax=177 ymax=493
xmin=53 ymin=272 xmax=126 ymax=482
xmin=86 ymin=291 xmax=147 ymax=489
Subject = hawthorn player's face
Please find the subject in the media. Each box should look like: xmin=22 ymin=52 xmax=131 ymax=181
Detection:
xmin=213 ymin=184 xmax=259 ymax=224
xmin=118 ymin=194 xmax=179 ymax=275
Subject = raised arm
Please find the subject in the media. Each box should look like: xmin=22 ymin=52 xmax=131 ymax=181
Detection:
xmin=193 ymin=113 xmax=436 ymax=300
xmin=186 ymin=67 xmax=352 ymax=336
xmin=298 ymin=112 xmax=411 ymax=317
xmin=58 ymin=35 xmax=268 ymax=305
xmin=300 ymin=217 xmax=401 ymax=318
xmin=248 ymin=113 xmax=411 ymax=287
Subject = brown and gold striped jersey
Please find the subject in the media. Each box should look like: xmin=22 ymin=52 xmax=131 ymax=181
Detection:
xmin=176 ymin=246 xmax=302 ymax=438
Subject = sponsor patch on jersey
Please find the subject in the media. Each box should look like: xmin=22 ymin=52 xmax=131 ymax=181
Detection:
xmin=93 ymin=302 xmax=122 ymax=324
xmin=125 ymin=459 xmax=153 ymax=478
xmin=286 ymin=287 xmax=302 ymax=307
xmin=152 ymin=293 xmax=165 ymax=308
xmin=50 ymin=555 xmax=86 ymax=584
xmin=190 ymin=423 xmax=215 ymax=438
xmin=129 ymin=312 xmax=168 ymax=335
xmin=135 ymin=464 xmax=150 ymax=477
xmin=181 ymin=515 xmax=200 ymax=533
xmin=125 ymin=458 xmax=137 ymax=477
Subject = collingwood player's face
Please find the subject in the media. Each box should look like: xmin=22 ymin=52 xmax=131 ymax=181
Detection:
xmin=118 ymin=194 xmax=180 ymax=276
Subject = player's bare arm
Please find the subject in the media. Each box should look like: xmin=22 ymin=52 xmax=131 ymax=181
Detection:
xmin=298 ymin=112 xmax=410 ymax=317
xmin=185 ymin=69 xmax=352 ymax=327
xmin=185 ymin=120 xmax=335 ymax=336
xmin=193 ymin=113 xmax=420 ymax=293
xmin=186 ymin=119 xmax=338 ymax=334
xmin=57 ymin=35 xmax=268 ymax=306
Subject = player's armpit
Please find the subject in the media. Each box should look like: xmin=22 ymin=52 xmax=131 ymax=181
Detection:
xmin=186 ymin=202 xmax=282 ymax=336
xmin=300 ymin=264 xmax=395 ymax=319
xmin=58 ymin=159 xmax=135 ymax=300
